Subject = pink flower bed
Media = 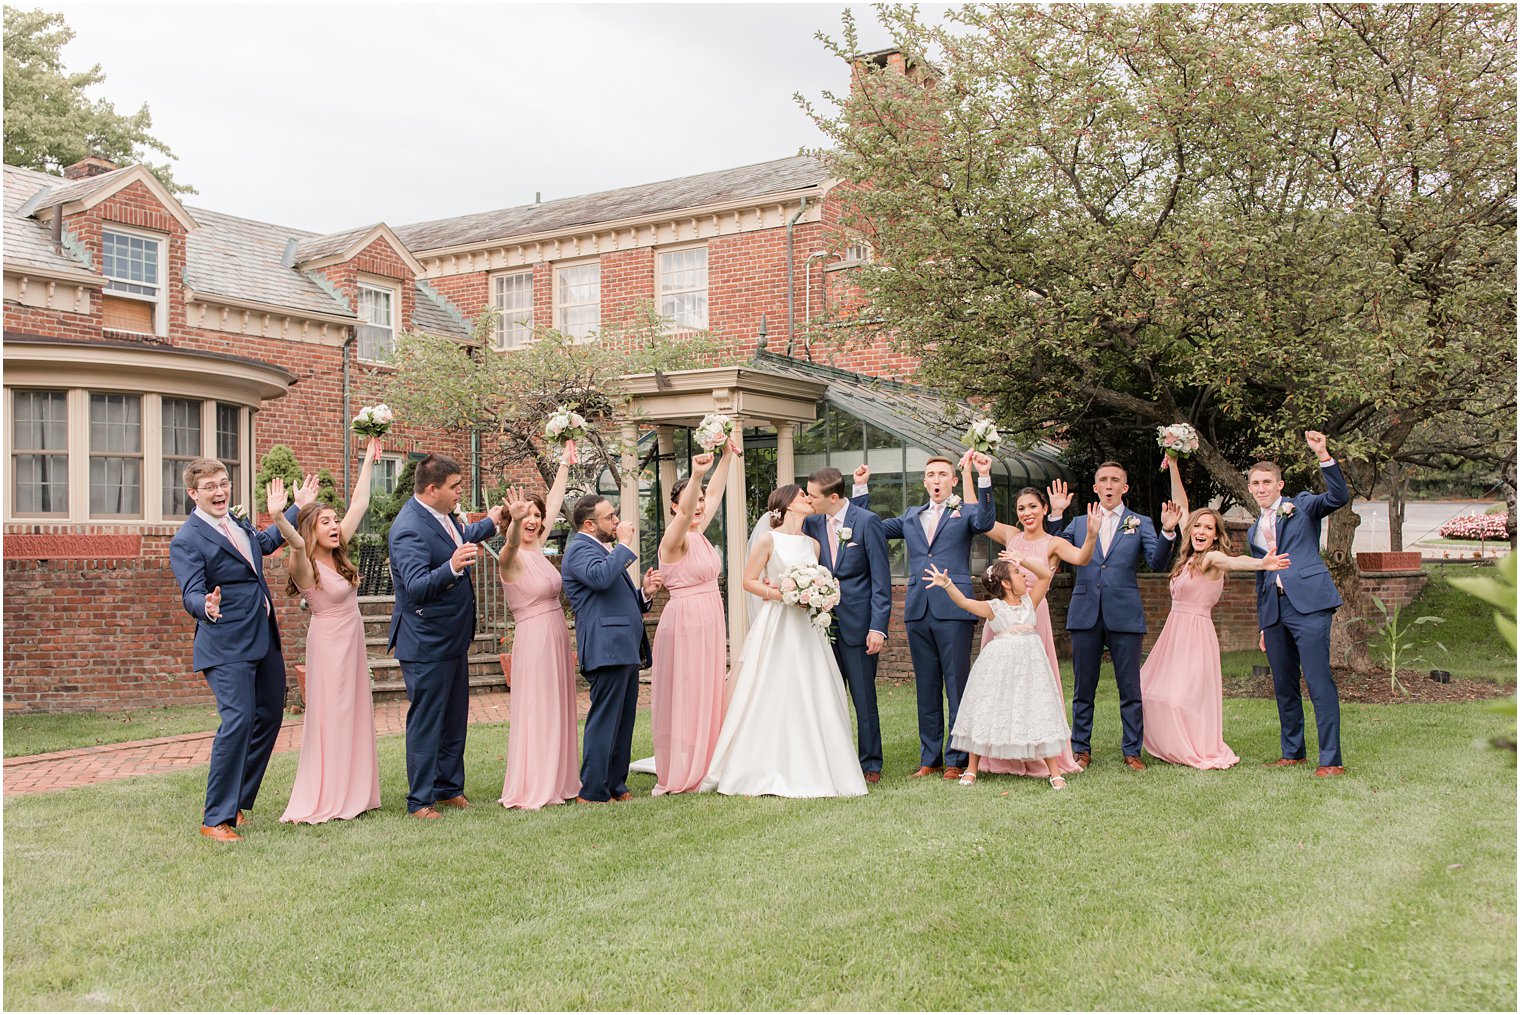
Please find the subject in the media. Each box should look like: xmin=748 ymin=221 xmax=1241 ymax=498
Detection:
xmin=1438 ymin=513 xmax=1510 ymax=540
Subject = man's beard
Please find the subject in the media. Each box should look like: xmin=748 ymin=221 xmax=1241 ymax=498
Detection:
xmin=596 ymin=528 xmax=617 ymax=544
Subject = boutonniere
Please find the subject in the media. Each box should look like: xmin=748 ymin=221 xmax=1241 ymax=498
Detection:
xmin=943 ymin=495 xmax=962 ymax=511
xmin=837 ymin=525 xmax=853 ymax=546
xmin=1121 ymin=516 xmax=1141 ymax=534
xmin=229 ymin=504 xmax=248 ymax=522
xmin=1277 ymin=502 xmax=1296 ymax=520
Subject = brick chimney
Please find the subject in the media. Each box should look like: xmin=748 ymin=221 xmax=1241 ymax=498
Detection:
xmin=63 ymin=156 xmax=119 ymax=181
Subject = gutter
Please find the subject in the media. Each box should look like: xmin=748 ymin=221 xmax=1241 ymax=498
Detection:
xmin=784 ymin=197 xmax=810 ymax=356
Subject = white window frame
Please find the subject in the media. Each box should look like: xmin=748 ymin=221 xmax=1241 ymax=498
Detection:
xmin=8 ymin=388 xmax=71 ymax=518
xmin=657 ymin=244 xmax=709 ymax=331
xmin=554 ymin=260 xmax=600 ymax=343
xmin=491 ymin=270 xmax=535 ymax=349
xmin=87 ymin=392 xmax=145 ymax=519
xmin=99 ymin=224 xmax=168 ymax=337
xmin=371 ymin=453 xmax=403 ymax=495
xmin=356 ymin=281 xmax=397 ymax=362
xmin=843 ymin=238 xmax=874 ymax=265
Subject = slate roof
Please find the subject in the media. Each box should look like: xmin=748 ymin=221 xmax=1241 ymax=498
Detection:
xmin=292 ymin=224 xmax=383 ymax=264
xmin=411 ymin=280 xmax=472 ymax=341
xmin=393 ymin=155 xmax=830 ymax=253
xmin=21 ymin=164 xmax=141 ymax=214
xmin=180 ymin=207 xmax=356 ymax=319
xmin=2 ymin=165 xmax=99 ymax=278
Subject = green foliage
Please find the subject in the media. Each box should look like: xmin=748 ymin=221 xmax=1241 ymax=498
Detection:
xmin=3 ymin=8 xmax=193 ymax=194
xmin=1369 ymin=596 xmax=1447 ymax=695
xmin=1449 ymin=554 xmax=1518 ymax=750
xmin=364 ymin=457 xmax=416 ymax=545
xmin=253 ymin=445 xmax=301 ymax=506
xmin=373 ymin=301 xmax=731 ymax=511
xmin=315 ymin=468 xmax=345 ymax=515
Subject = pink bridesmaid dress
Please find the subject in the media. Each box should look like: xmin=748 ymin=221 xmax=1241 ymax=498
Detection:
xmin=499 ymin=550 xmax=581 ymax=809
xmin=281 ymin=561 xmax=381 ymax=824
xmin=1140 ymin=569 xmax=1240 ymax=769
xmin=651 ymin=531 xmax=726 ymax=795
xmin=978 ymin=531 xmax=1083 ymax=778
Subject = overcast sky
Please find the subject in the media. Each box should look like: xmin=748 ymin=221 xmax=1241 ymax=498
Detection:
xmin=34 ymin=2 xmax=929 ymax=234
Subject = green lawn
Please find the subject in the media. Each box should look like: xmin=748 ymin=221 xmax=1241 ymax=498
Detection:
xmin=4 ymin=683 xmax=1514 ymax=1011
xmin=2 ymin=705 xmax=301 ymax=758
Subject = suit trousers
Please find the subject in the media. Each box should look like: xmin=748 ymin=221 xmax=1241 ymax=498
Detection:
xmin=400 ymin=654 xmax=471 ymax=812
xmin=201 ymin=622 xmax=287 ymax=827
xmin=581 ymin=664 xmax=640 ymax=801
xmin=1262 ymin=593 xmax=1342 ymax=766
xmin=906 ymin=619 xmax=974 ymax=768
xmin=1069 ymin=603 xmax=1144 ymax=758
xmin=832 ymin=640 xmax=882 ymax=774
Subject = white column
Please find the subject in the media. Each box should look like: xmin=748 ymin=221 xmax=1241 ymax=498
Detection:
xmin=656 ymin=425 xmax=678 ymax=511
xmin=775 ymin=421 xmax=795 ymax=487
xmin=724 ymin=424 xmax=749 ymax=661
xmin=620 ymin=421 xmax=640 ymax=582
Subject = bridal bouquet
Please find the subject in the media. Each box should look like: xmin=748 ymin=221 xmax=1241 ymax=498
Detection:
xmin=777 ymin=562 xmax=841 ymax=637
xmin=351 ymin=403 xmax=394 ymax=439
xmin=1157 ymin=423 xmax=1199 ymax=469
xmin=694 ymin=412 xmax=734 ymax=453
xmin=544 ymin=406 xmax=588 ymax=464
xmin=960 ymin=416 xmax=1003 ymax=455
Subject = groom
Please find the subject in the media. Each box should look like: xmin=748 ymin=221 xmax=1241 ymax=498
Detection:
xmin=854 ymin=453 xmax=995 ymax=780
xmin=1047 ymin=463 xmax=1180 ymax=771
xmin=561 ymin=494 xmax=663 ymax=803
xmin=1248 ymin=430 xmax=1348 ymax=776
xmin=388 ymin=454 xmax=501 ymax=820
xmin=804 ymin=466 xmax=892 ymax=783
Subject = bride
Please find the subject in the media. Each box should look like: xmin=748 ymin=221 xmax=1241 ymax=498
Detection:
xmin=700 ymin=485 xmax=868 ymax=798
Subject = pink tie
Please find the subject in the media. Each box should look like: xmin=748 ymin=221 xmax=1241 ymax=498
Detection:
xmin=828 ymin=516 xmax=840 ymax=567
xmin=924 ymin=504 xmax=940 ymax=543
xmin=1262 ymin=512 xmax=1284 ymax=590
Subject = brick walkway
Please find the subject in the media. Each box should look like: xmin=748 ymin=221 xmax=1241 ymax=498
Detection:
xmin=3 ymin=686 xmax=650 ymax=797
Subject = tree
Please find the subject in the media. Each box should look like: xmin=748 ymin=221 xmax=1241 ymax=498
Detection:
xmin=372 ymin=303 xmax=729 ymax=520
xmin=3 ymin=7 xmax=193 ymax=194
xmin=803 ymin=3 xmax=1516 ymax=671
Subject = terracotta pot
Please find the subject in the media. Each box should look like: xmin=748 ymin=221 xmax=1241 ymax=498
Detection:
xmin=1356 ymin=551 xmax=1423 ymax=572
xmin=291 ymin=663 xmax=308 ymax=714
xmin=499 ymin=652 xmax=512 ymax=688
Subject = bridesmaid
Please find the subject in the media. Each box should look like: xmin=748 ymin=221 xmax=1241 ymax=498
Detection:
xmin=962 ymin=460 xmax=1097 ymax=777
xmin=651 ymin=446 xmax=737 ymax=795
xmin=276 ymin=438 xmax=382 ymax=824
xmin=1140 ymin=459 xmax=1288 ymax=769
xmin=496 ymin=460 xmax=580 ymax=809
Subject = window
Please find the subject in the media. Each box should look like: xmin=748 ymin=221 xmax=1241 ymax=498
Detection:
xmin=89 ymin=393 xmax=142 ymax=516
xmin=216 ymin=403 xmax=242 ymax=505
xmin=371 ymin=454 xmax=402 ymax=495
xmin=492 ymin=271 xmax=534 ymax=348
xmin=100 ymin=228 xmax=164 ymax=335
xmin=357 ymin=284 xmax=395 ymax=361
xmin=658 ymin=247 xmax=708 ymax=330
xmin=844 ymin=239 xmax=874 ymax=264
xmin=12 ymin=390 xmax=68 ymax=515
xmin=555 ymin=262 xmax=600 ymax=341
xmin=161 ymin=397 xmax=202 ymax=516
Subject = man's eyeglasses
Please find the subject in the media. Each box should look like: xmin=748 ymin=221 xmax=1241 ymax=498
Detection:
xmin=196 ymin=480 xmax=232 ymax=493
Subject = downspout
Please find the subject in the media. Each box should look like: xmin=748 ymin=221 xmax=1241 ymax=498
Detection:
xmin=802 ymin=251 xmax=828 ymax=361
xmin=784 ymin=196 xmax=810 ymax=357
xmin=468 ymin=342 xmax=482 ymax=509
xmin=341 ymin=333 xmax=355 ymax=497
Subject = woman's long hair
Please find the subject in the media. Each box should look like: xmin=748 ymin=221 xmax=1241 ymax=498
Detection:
xmin=1170 ymin=508 xmax=1233 ymax=578
xmin=286 ymin=503 xmax=358 ymax=596
xmin=767 ymin=484 xmax=803 ymax=528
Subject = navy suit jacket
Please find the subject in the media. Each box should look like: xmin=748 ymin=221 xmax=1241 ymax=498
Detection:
xmin=1247 ymin=461 xmax=1349 ymax=627
xmin=803 ymin=502 xmax=891 ymax=646
xmin=1056 ymin=507 xmax=1176 ymax=634
xmin=854 ymin=482 xmax=995 ymax=624
xmin=560 ymin=532 xmax=652 ymax=673
xmin=170 ymin=506 xmax=298 ymax=671
xmin=387 ymin=497 xmax=497 ymax=662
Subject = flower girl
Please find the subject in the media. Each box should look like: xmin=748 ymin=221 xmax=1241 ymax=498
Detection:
xmin=924 ymin=550 xmax=1073 ymax=790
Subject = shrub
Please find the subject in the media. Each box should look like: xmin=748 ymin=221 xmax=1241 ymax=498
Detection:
xmin=1439 ymin=513 xmax=1509 ymax=540
xmin=254 ymin=445 xmax=302 ymax=504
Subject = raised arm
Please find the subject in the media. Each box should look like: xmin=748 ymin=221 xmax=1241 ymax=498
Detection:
xmin=923 ymin=562 xmax=994 ymax=621
xmin=697 ymin=444 xmax=737 ymax=535
xmin=661 ymin=453 xmax=711 ymax=562
xmin=1050 ymin=502 xmax=1101 ymax=566
xmin=1166 ymin=455 xmax=1191 ymax=531
xmin=1299 ymin=430 xmax=1348 ymax=520
xmin=340 ymin=438 xmax=380 ymax=543
xmin=1205 ymin=548 xmax=1290 ymax=573
xmin=495 ymin=486 xmax=532 ymax=580
xmin=268 ymin=477 xmax=315 ymax=593
xmin=849 ymin=464 xmax=871 ymax=510
xmin=998 ymin=548 xmax=1054 ymax=608
xmin=968 ymin=452 xmax=995 ymax=534
xmin=542 ymin=458 xmax=572 ymax=536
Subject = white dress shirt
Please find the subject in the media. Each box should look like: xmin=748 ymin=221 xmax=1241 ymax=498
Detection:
xmin=416 ymin=497 xmax=466 ymax=575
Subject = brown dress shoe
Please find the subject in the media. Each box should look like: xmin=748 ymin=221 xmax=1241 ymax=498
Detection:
xmin=1314 ymin=765 xmax=1347 ymax=778
xmin=612 ymin=792 xmax=634 ymax=802
xmin=1072 ymin=751 xmax=1091 ymax=770
xmin=1122 ymin=756 xmax=1145 ymax=771
xmin=863 ymin=771 xmax=881 ymax=785
xmin=235 ymin=810 xmax=246 ymax=827
xmin=573 ymin=796 xmax=607 ymax=805
xmin=909 ymin=766 xmax=943 ymax=779
xmin=199 ymin=823 xmax=241 ymax=842
xmin=409 ymin=806 xmax=444 ymax=820
xmin=943 ymin=766 xmax=964 ymax=780
xmin=435 ymin=795 xmax=469 ymax=809
xmin=1264 ymin=758 xmax=1308 ymax=768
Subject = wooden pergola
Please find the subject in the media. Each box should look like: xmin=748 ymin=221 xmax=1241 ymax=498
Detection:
xmin=619 ymin=366 xmax=829 ymax=658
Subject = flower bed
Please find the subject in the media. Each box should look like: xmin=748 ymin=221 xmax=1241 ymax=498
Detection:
xmin=1439 ymin=513 xmax=1510 ymax=540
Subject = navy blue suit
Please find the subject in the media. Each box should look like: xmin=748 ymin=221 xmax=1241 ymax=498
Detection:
xmin=561 ymin=532 xmax=653 ymax=801
xmin=856 ymin=481 xmax=994 ymax=768
xmin=388 ymin=497 xmax=497 ymax=812
xmin=1056 ymin=506 xmax=1176 ymax=758
xmin=804 ymin=503 xmax=892 ymax=773
xmin=169 ymin=506 xmax=297 ymax=828
xmin=1248 ymin=461 xmax=1348 ymax=766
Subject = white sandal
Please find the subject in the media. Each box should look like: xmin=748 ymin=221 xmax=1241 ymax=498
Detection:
xmin=1049 ymin=776 xmax=1067 ymax=790
xmin=958 ymin=772 xmax=978 ymax=786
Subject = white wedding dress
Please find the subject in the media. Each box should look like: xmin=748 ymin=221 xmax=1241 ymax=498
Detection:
xmin=699 ymin=531 xmax=868 ymax=798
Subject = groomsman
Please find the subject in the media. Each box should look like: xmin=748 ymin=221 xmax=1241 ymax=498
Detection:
xmin=854 ymin=453 xmax=995 ymax=780
xmin=388 ymin=454 xmax=501 ymax=819
xmin=805 ymin=466 xmax=892 ymax=783
xmin=561 ymin=495 xmax=663 ymax=803
xmin=1047 ymin=463 xmax=1181 ymax=770
xmin=170 ymin=460 xmax=310 ymax=841
xmin=1248 ymin=430 xmax=1348 ymax=776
